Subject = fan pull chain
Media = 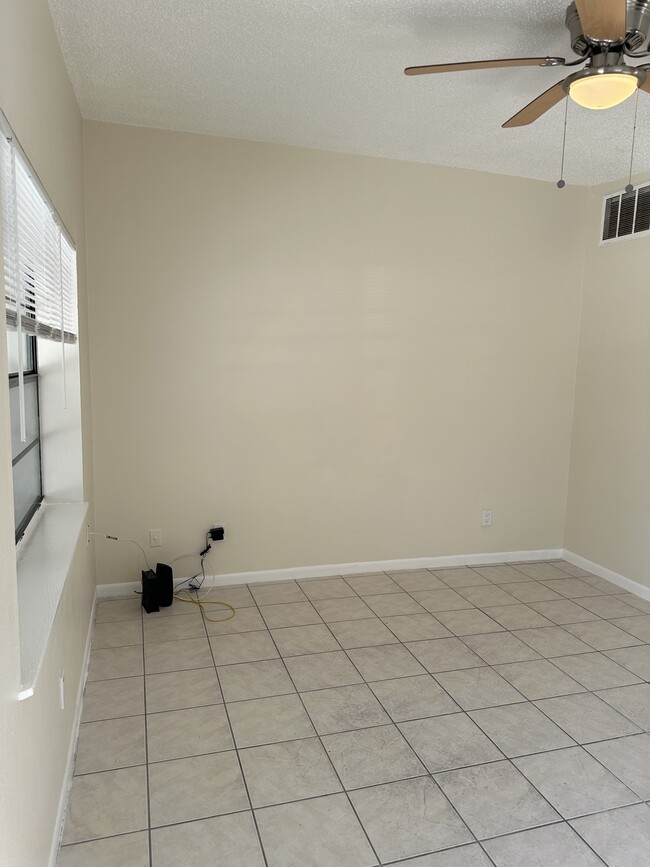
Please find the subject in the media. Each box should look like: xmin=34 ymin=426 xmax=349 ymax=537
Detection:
xmin=557 ymin=98 xmax=568 ymax=189
xmin=625 ymin=90 xmax=640 ymax=194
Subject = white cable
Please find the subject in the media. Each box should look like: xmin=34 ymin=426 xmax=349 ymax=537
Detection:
xmin=89 ymin=532 xmax=220 ymax=602
xmin=170 ymin=552 xmax=202 ymax=566
xmin=89 ymin=532 xmax=152 ymax=572
xmin=196 ymin=550 xmax=217 ymax=601
xmin=169 ymin=552 xmax=205 ymax=593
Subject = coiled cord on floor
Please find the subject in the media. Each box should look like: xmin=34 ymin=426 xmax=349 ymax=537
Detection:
xmin=172 ymin=588 xmax=236 ymax=623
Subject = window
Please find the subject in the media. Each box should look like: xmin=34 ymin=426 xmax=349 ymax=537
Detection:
xmin=1 ymin=116 xmax=78 ymax=542
xmin=8 ymin=331 xmax=42 ymax=540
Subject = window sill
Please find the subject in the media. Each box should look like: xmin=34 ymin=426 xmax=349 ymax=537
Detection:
xmin=16 ymin=501 xmax=88 ymax=699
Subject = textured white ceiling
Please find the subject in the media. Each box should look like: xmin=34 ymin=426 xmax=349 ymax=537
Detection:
xmin=48 ymin=0 xmax=650 ymax=185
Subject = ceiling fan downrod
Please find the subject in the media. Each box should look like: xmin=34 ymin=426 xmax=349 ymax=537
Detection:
xmin=566 ymin=0 xmax=650 ymax=56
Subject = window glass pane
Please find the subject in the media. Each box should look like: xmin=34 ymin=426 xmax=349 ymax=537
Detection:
xmin=12 ymin=445 xmax=42 ymax=536
xmin=9 ymin=379 xmax=39 ymax=460
xmin=6 ymin=329 xmax=34 ymax=374
xmin=7 ymin=329 xmax=21 ymax=373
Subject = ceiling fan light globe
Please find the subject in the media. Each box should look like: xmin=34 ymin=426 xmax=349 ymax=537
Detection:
xmin=568 ymin=73 xmax=638 ymax=110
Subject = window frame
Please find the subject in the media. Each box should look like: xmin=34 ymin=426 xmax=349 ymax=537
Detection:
xmin=8 ymin=332 xmax=43 ymax=541
xmin=1 ymin=113 xmax=80 ymax=547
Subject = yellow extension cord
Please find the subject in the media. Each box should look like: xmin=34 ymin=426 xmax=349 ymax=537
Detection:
xmin=172 ymin=588 xmax=236 ymax=623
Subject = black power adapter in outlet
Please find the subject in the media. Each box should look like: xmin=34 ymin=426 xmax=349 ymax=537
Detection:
xmin=200 ymin=525 xmax=225 ymax=558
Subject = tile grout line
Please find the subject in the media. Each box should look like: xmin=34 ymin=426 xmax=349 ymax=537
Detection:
xmin=484 ymin=656 xmax=650 ymax=813
xmin=89 ymin=608 xmax=646 ymax=652
xmin=537 ymin=651 xmax=644 ymax=692
xmin=139 ymin=605 xmax=154 ymax=867
xmin=456 ymin=610 xmax=650 ymax=806
xmin=57 ymin=601 xmax=150 ymax=857
xmin=199 ymin=605 xmax=271 ymax=867
xmin=243 ymin=586 xmax=388 ymax=867
xmin=310 ymin=572 xmax=650 ymax=849
xmin=245 ymin=578 xmax=575 ymax=862
xmin=522 ymin=695 xmax=650 ymax=803
xmin=415 ymin=668 xmax=586 ymax=847
xmin=68 ymin=713 xmax=650 ymax=780
xmin=464 ymin=703 xmax=645 ymax=797
xmin=69 ymin=739 xmax=650 ymax=813
xmin=353 ymin=580 xmax=557 ymax=864
xmin=71 ymin=564 xmax=648 ymax=863
xmin=566 ymin=802 xmax=649 ymax=863
xmin=353 ymin=626 xmax=481 ymax=730
xmin=381 ymin=840 xmax=501 ymax=867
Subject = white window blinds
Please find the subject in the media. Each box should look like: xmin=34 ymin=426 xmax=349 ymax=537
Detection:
xmin=1 ymin=132 xmax=78 ymax=345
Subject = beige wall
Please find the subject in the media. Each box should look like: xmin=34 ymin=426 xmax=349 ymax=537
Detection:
xmin=83 ymin=121 xmax=588 ymax=585
xmin=0 ymin=1 xmax=95 ymax=865
xmin=1 ymin=6 xmax=647 ymax=864
xmin=565 ymin=176 xmax=650 ymax=590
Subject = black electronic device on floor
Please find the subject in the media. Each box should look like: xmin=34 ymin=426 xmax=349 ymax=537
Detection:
xmin=141 ymin=563 xmax=174 ymax=613
xmin=156 ymin=562 xmax=174 ymax=607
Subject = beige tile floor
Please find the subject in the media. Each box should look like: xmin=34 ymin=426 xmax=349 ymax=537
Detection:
xmin=57 ymin=560 xmax=650 ymax=866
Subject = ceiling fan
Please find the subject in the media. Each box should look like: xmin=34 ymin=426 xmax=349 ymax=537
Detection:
xmin=405 ymin=0 xmax=650 ymax=127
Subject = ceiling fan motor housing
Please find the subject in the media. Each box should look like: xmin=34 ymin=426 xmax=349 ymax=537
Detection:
xmin=566 ymin=0 xmax=650 ymax=54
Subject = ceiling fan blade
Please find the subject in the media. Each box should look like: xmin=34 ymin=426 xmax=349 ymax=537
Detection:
xmin=404 ymin=57 xmax=564 ymax=76
xmin=574 ymin=0 xmax=627 ymax=41
xmin=640 ymin=73 xmax=650 ymax=92
xmin=502 ymin=80 xmax=567 ymax=128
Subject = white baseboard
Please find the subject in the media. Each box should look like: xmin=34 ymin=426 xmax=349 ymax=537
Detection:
xmin=96 ymin=548 xmax=563 ymax=598
xmin=562 ymin=549 xmax=650 ymax=602
xmin=48 ymin=590 xmax=97 ymax=867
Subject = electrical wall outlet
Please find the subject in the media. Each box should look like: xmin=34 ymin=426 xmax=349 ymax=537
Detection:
xmin=59 ymin=672 xmax=65 ymax=710
xmin=149 ymin=529 xmax=162 ymax=547
xmin=481 ymin=509 xmax=493 ymax=527
xmin=210 ymin=524 xmax=225 ymax=541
